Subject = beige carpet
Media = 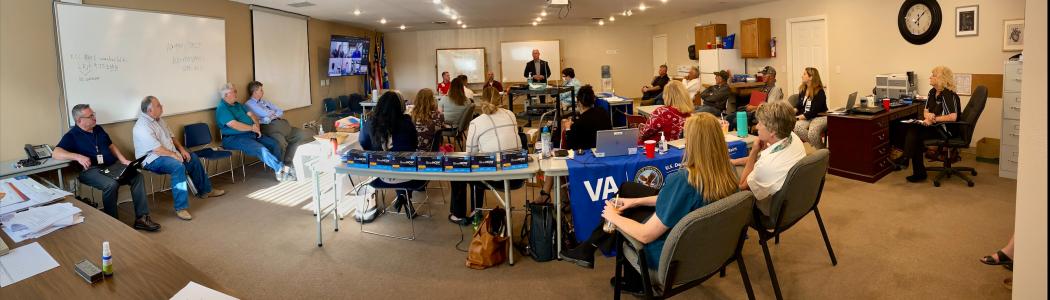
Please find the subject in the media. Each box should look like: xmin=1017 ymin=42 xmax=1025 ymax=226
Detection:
xmin=116 ymin=154 xmax=1016 ymax=299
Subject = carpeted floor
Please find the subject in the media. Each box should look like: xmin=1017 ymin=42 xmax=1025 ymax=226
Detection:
xmin=115 ymin=153 xmax=1016 ymax=299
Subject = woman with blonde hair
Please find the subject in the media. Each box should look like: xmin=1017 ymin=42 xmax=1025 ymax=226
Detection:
xmin=561 ymin=114 xmax=738 ymax=279
xmin=410 ymin=88 xmax=446 ymax=150
xmin=439 ymin=77 xmax=472 ymax=126
xmin=792 ymin=67 xmax=829 ymax=149
xmin=637 ymin=80 xmax=693 ymax=144
xmin=480 ymin=86 xmax=502 ymax=108
xmin=899 ymin=66 xmax=962 ymax=183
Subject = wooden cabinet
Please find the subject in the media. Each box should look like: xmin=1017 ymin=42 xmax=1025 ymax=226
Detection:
xmin=740 ymin=18 xmax=771 ymax=58
xmin=694 ymin=24 xmax=727 ymax=49
xmin=827 ymin=104 xmax=923 ymax=183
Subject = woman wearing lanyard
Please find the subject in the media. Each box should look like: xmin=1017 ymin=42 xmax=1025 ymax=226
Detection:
xmin=899 ymin=66 xmax=962 ymax=183
xmin=792 ymin=67 xmax=829 ymax=149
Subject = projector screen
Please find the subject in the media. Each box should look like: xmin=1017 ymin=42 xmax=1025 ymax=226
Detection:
xmin=251 ymin=7 xmax=312 ymax=111
xmin=55 ymin=3 xmax=227 ymax=125
xmin=499 ymin=40 xmax=561 ymax=83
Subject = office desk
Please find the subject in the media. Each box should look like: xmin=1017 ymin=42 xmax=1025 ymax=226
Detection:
xmin=1 ymin=158 xmax=70 ymax=190
xmin=0 ymin=198 xmax=230 ymax=298
xmin=826 ymin=103 xmax=923 ymax=183
xmin=310 ymin=159 xmax=540 ymax=265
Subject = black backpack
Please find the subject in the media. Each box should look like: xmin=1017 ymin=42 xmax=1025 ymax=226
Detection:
xmin=519 ymin=201 xmax=577 ymax=262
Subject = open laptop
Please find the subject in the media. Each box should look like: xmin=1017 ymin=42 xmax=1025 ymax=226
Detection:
xmin=830 ymin=92 xmax=858 ymax=114
xmin=593 ymin=128 xmax=639 ymax=157
xmin=100 ymin=155 xmax=147 ymax=184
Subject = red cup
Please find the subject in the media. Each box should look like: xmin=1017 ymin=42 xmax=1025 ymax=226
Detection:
xmin=882 ymin=98 xmax=891 ymax=110
xmin=644 ymin=140 xmax=656 ymax=159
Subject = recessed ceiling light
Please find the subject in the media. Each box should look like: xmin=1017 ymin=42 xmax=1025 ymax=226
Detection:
xmin=353 ymin=9 xmax=361 ymax=15
xmin=461 ymin=24 xmax=467 ymax=28
xmin=535 ymin=17 xmax=541 ymax=22
xmin=532 ymin=21 xmax=538 ymax=26
xmin=610 ymin=16 xmax=616 ymax=21
xmin=400 ymin=25 xmax=406 ymax=30
xmin=451 ymin=15 xmax=458 ymax=20
xmin=380 ymin=18 xmax=387 ymax=24
xmin=661 ymin=0 xmax=668 ymax=3
xmin=639 ymin=3 xmax=647 ymax=11
xmin=627 ymin=9 xmax=633 ymax=16
xmin=541 ymin=11 xmax=547 ymax=17
xmin=456 ymin=20 xmax=462 ymax=25
xmin=598 ymin=20 xmax=605 ymax=26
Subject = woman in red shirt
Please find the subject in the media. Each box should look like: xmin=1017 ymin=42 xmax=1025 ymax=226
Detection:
xmin=638 ymin=81 xmax=694 ymax=144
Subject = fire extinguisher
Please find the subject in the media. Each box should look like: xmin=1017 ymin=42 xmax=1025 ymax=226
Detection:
xmin=770 ymin=37 xmax=777 ymax=57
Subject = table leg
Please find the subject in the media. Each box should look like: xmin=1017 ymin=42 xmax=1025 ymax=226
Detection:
xmin=314 ymin=169 xmax=323 ymax=247
xmin=333 ymin=172 xmax=340 ymax=231
xmin=58 ymin=168 xmax=65 ymax=190
xmin=504 ymin=179 xmax=514 ymax=266
xmin=555 ymin=175 xmax=562 ymax=260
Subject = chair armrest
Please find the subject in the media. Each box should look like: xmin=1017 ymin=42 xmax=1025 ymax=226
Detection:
xmin=615 ymin=228 xmax=645 ymax=250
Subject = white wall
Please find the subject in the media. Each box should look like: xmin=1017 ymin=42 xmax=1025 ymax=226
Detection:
xmin=386 ymin=25 xmax=655 ymax=101
xmin=654 ymin=0 xmax=1025 ymax=145
xmin=1013 ymin=0 xmax=1047 ymax=297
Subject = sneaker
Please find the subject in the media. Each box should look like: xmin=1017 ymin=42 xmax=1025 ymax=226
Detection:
xmin=560 ymin=245 xmax=595 ymax=269
xmin=199 ymin=189 xmax=226 ymax=198
xmin=133 ymin=215 xmax=161 ymax=231
xmin=175 ymin=210 xmax=193 ymax=220
xmin=906 ymin=174 xmax=927 ymax=183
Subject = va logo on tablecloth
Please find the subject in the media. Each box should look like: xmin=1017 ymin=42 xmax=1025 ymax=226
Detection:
xmin=635 ymin=166 xmax=664 ymax=189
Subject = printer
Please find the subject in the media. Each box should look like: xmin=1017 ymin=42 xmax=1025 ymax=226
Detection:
xmin=874 ymin=72 xmax=918 ymax=100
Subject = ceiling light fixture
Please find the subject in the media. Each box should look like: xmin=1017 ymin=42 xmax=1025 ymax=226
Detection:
xmin=451 ymin=15 xmax=458 ymax=20
xmin=456 ymin=20 xmax=462 ymax=25
xmin=432 ymin=0 xmax=441 ymax=4
xmin=610 ymin=16 xmax=616 ymax=21
xmin=541 ymin=11 xmax=548 ymax=17
xmin=599 ymin=20 xmax=605 ymax=26
xmin=380 ymin=18 xmax=387 ymax=24
xmin=461 ymin=24 xmax=467 ymax=28
xmin=535 ymin=17 xmax=542 ymax=22
xmin=400 ymin=25 xmax=406 ymax=30
xmin=661 ymin=0 xmax=668 ymax=3
xmin=532 ymin=21 xmax=538 ymax=26
xmin=353 ymin=9 xmax=361 ymax=15
xmin=639 ymin=3 xmax=647 ymax=11
xmin=627 ymin=9 xmax=633 ymax=16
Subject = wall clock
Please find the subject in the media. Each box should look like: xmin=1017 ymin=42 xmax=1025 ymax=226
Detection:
xmin=898 ymin=0 xmax=942 ymax=45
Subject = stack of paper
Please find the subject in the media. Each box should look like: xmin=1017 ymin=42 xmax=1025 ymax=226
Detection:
xmin=0 ymin=242 xmax=60 ymax=287
xmin=1 ymin=202 xmax=83 ymax=243
xmin=0 ymin=177 xmax=72 ymax=215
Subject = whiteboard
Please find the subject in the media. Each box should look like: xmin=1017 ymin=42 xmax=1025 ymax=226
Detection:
xmin=252 ymin=8 xmax=311 ymax=110
xmin=500 ymin=40 xmax=560 ymax=83
xmin=55 ymin=3 xmax=227 ymax=125
xmin=436 ymin=48 xmax=486 ymax=84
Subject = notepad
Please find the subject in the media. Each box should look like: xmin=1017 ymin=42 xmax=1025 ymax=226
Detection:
xmin=0 ymin=242 xmax=60 ymax=287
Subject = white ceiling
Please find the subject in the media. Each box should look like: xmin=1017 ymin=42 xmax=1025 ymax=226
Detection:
xmin=232 ymin=0 xmax=774 ymax=32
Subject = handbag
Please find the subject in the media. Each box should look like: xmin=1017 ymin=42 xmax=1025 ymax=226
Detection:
xmin=466 ymin=208 xmax=508 ymax=269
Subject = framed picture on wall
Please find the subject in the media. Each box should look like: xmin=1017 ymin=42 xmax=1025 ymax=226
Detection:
xmin=1003 ymin=19 xmax=1025 ymax=51
xmin=955 ymin=5 xmax=978 ymax=36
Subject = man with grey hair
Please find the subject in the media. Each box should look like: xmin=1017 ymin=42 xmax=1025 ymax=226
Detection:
xmin=214 ymin=83 xmax=290 ymax=181
xmin=134 ymin=96 xmax=225 ymax=221
xmin=52 ymin=104 xmax=160 ymax=231
xmin=683 ymin=66 xmax=701 ymax=99
xmin=244 ymin=81 xmax=311 ymax=173
xmin=734 ymin=100 xmax=806 ymax=203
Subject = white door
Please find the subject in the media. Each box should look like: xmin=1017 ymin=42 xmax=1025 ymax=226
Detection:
xmin=653 ymin=34 xmax=668 ymax=75
xmin=788 ymin=17 xmax=828 ymax=93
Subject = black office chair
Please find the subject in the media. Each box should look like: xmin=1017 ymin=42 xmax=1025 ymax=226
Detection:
xmin=923 ymin=85 xmax=987 ymax=187
xmin=348 ymin=93 xmax=366 ymax=116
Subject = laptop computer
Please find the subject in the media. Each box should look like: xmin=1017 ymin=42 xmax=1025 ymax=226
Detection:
xmin=593 ymin=128 xmax=639 ymax=157
xmin=99 ymin=155 xmax=147 ymax=184
xmin=830 ymin=92 xmax=858 ymax=114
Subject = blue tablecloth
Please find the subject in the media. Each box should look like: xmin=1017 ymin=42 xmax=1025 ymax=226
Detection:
xmin=566 ymin=148 xmax=683 ymax=243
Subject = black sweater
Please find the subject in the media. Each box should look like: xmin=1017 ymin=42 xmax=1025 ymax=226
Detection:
xmin=564 ymin=106 xmax=613 ymax=150
xmin=795 ymin=88 xmax=828 ymax=120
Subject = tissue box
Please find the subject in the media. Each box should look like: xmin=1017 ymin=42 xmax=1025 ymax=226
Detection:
xmin=416 ymin=152 xmax=444 ymax=172
xmin=500 ymin=149 xmax=529 ymax=170
xmin=392 ymin=153 xmax=417 ymax=172
xmin=368 ymin=151 xmax=396 ymax=170
xmin=346 ymin=150 xmax=370 ymax=168
xmin=727 ymin=140 xmax=748 ymax=159
xmin=443 ymin=154 xmax=471 ymax=173
xmin=471 ymin=153 xmax=499 ymax=172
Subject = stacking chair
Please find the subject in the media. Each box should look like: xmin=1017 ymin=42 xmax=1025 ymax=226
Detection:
xmin=441 ymin=104 xmax=475 ymax=151
xmin=362 ymin=180 xmax=431 ymax=241
xmin=923 ymin=86 xmax=987 ymax=187
xmin=614 ymin=191 xmax=757 ymax=300
xmin=750 ymin=149 xmax=836 ymax=300
xmin=347 ymin=93 xmax=366 ymax=116
xmin=337 ymin=95 xmax=351 ymax=114
xmin=183 ymin=123 xmax=241 ymax=183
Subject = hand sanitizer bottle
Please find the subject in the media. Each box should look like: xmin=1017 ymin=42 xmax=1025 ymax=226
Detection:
xmin=659 ymin=132 xmax=668 ymax=154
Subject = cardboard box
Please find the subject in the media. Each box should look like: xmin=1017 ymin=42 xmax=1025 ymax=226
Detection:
xmin=500 ymin=149 xmax=529 ymax=170
xmin=471 ymin=153 xmax=499 ymax=172
xmin=416 ymin=152 xmax=444 ymax=172
xmin=369 ymin=151 xmax=396 ymax=170
xmin=976 ymin=137 xmax=1000 ymax=163
xmin=443 ymin=154 xmax=471 ymax=173
xmin=393 ymin=152 xmax=417 ymax=172
xmin=346 ymin=150 xmax=370 ymax=168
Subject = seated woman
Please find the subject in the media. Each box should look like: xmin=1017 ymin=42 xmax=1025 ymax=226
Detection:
xmin=899 ymin=66 xmax=962 ymax=183
xmin=359 ymin=92 xmax=425 ymax=218
xmin=439 ymin=77 xmax=473 ymax=127
xmin=537 ymin=85 xmax=612 ymax=202
xmin=558 ymin=68 xmax=582 ymax=108
xmin=410 ymin=88 xmax=446 ymax=151
xmin=792 ymin=67 xmax=829 ymax=149
xmin=735 ymin=101 xmax=807 ymax=203
xmin=560 ymin=114 xmax=738 ymax=281
xmin=448 ymin=90 xmax=524 ymax=224
xmin=637 ymin=80 xmax=693 ymax=144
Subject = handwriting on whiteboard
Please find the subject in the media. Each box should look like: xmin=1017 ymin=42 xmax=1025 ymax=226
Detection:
xmin=69 ymin=54 xmax=126 ymax=82
xmin=167 ymin=41 xmax=205 ymax=72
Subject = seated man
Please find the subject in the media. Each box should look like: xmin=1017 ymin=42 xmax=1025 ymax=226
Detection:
xmin=215 ymin=83 xmax=291 ymax=181
xmin=695 ymin=70 xmax=732 ymax=116
xmin=134 ymin=96 xmax=225 ymax=221
xmin=683 ymin=66 xmax=701 ymax=99
xmin=735 ymin=101 xmax=806 ymax=204
xmin=245 ymin=81 xmax=312 ymax=172
xmin=483 ymin=71 xmax=503 ymax=92
xmin=52 ymin=104 xmax=160 ymax=231
xmin=640 ymin=64 xmax=671 ymax=102
xmin=744 ymin=66 xmax=784 ymax=127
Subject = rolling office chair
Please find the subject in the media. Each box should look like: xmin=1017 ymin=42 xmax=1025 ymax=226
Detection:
xmin=183 ymin=123 xmax=241 ymax=183
xmin=923 ymin=86 xmax=987 ymax=187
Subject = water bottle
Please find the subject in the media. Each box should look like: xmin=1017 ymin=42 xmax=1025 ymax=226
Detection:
xmin=472 ymin=211 xmax=483 ymax=232
xmin=602 ymin=197 xmax=623 ymax=233
xmin=658 ymin=132 xmax=668 ymax=154
xmin=540 ymin=126 xmax=552 ymax=158
xmin=736 ymin=111 xmax=748 ymax=137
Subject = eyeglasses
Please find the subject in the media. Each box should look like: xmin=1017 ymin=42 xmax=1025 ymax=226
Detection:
xmin=79 ymin=114 xmax=96 ymax=120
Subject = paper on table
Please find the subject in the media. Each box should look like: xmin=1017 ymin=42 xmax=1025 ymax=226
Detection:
xmin=1 ymin=202 xmax=83 ymax=243
xmin=0 ymin=178 xmax=71 ymax=215
xmin=0 ymin=242 xmax=60 ymax=287
xmin=171 ymin=281 xmax=238 ymax=300
xmin=724 ymin=133 xmax=742 ymax=142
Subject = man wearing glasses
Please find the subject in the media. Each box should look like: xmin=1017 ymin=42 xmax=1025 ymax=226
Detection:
xmin=52 ymin=104 xmax=160 ymax=231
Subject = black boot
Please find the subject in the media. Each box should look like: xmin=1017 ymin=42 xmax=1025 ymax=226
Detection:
xmin=560 ymin=243 xmax=595 ymax=269
xmin=402 ymin=194 xmax=417 ymax=219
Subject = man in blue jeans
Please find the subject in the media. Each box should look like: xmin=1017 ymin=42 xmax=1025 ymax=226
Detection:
xmin=214 ymin=83 xmax=291 ymax=181
xmin=134 ymin=96 xmax=225 ymax=221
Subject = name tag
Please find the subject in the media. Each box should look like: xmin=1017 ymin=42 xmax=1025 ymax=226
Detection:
xmin=96 ymin=154 xmax=104 ymax=165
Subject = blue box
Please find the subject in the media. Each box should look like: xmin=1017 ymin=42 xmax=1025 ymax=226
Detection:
xmin=443 ymin=154 xmax=471 ymax=173
xmin=500 ymin=149 xmax=529 ymax=170
xmin=392 ymin=152 xmax=417 ymax=172
xmin=346 ymin=150 xmax=370 ymax=168
xmin=471 ymin=153 xmax=498 ymax=172
xmin=727 ymin=140 xmax=748 ymax=159
xmin=416 ymin=152 xmax=444 ymax=172
xmin=368 ymin=151 xmax=396 ymax=170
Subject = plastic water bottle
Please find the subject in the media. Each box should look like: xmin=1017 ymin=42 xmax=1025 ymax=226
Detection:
xmin=603 ymin=197 xmax=622 ymax=233
xmin=659 ymin=132 xmax=668 ymax=154
xmin=540 ymin=126 xmax=552 ymax=158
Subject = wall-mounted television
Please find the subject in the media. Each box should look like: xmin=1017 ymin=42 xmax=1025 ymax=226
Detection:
xmin=328 ymin=35 xmax=369 ymax=77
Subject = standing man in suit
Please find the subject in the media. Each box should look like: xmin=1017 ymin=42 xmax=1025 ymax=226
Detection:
xmin=523 ymin=49 xmax=552 ymax=103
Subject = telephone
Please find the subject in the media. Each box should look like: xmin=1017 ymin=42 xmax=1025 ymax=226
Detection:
xmin=21 ymin=144 xmax=53 ymax=167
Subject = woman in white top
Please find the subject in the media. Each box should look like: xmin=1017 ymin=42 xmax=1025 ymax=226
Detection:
xmin=735 ymin=100 xmax=807 ymax=204
xmin=448 ymin=88 xmax=524 ymax=224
